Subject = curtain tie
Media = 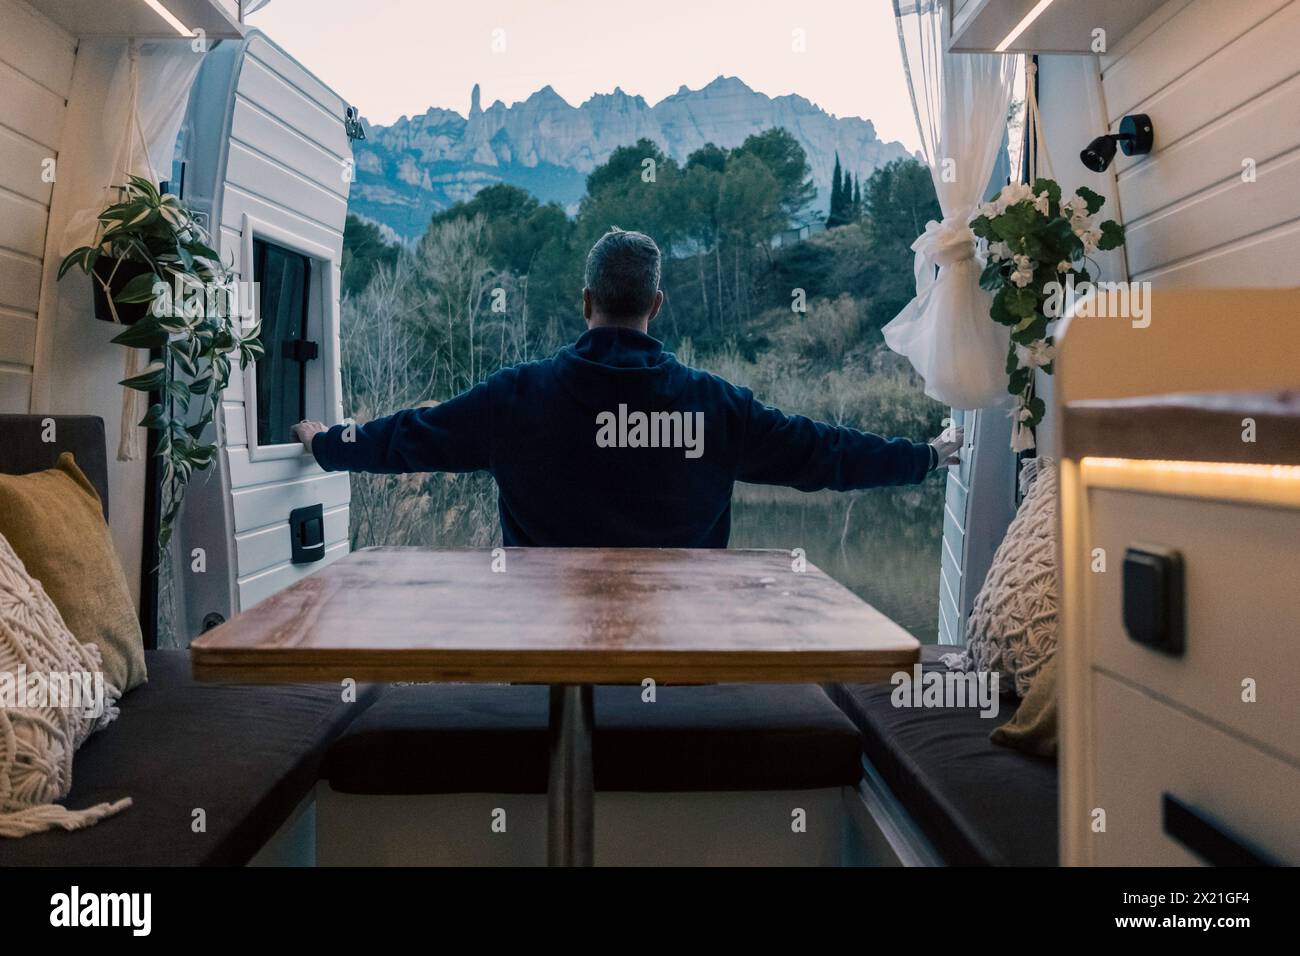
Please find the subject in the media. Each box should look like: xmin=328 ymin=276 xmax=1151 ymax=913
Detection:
xmin=912 ymin=215 xmax=978 ymax=269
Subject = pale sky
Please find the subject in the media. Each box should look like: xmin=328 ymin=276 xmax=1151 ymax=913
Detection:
xmin=247 ymin=0 xmax=920 ymax=151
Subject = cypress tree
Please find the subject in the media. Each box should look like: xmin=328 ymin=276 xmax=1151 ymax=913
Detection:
xmin=828 ymin=153 xmax=844 ymax=226
xmin=852 ymin=174 xmax=862 ymax=219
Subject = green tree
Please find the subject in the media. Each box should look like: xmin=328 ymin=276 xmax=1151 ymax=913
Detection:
xmin=577 ymin=139 xmax=686 ymax=255
xmin=342 ymin=214 xmax=399 ymax=298
xmin=584 ymin=138 xmax=667 ymax=197
xmin=858 ymin=157 xmax=941 ymax=328
xmin=717 ymin=153 xmax=784 ymax=328
xmin=678 ymin=161 xmax=724 ymax=330
xmin=685 ymin=142 xmax=727 ymax=174
xmin=732 ymin=128 xmax=816 ymax=222
xmin=827 ymin=153 xmax=845 ymax=226
xmin=427 ymin=184 xmax=582 ymax=347
xmin=430 ymin=183 xmax=571 ymax=278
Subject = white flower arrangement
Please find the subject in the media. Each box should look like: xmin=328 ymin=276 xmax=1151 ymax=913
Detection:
xmin=971 ymin=178 xmax=1126 ymax=451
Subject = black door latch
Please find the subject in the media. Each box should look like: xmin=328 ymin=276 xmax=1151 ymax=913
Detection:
xmin=289 ymin=503 xmax=325 ymax=564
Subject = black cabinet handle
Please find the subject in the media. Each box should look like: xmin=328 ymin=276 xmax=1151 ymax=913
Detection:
xmin=1162 ymin=793 xmax=1279 ymax=866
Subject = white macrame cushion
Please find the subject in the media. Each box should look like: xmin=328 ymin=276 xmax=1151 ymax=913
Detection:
xmin=0 ymin=532 xmax=131 ymax=837
xmin=944 ymin=457 xmax=1059 ymax=697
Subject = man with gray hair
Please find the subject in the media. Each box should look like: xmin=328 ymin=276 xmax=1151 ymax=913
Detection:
xmin=296 ymin=227 xmax=960 ymax=547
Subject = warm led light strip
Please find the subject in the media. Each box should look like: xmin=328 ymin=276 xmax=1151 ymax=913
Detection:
xmin=141 ymin=0 xmax=194 ymax=36
xmin=995 ymin=0 xmax=1057 ymax=52
xmin=1080 ymin=457 xmax=1300 ymax=509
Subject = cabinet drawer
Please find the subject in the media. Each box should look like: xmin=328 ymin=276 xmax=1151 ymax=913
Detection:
xmin=1086 ymin=487 xmax=1300 ymax=761
xmin=1089 ymin=672 xmax=1300 ymax=866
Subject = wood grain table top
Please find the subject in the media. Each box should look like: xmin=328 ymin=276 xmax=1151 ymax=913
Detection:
xmin=190 ymin=547 xmax=920 ymax=684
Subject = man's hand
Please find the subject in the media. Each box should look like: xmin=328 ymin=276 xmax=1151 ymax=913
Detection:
xmin=929 ymin=425 xmax=964 ymax=468
xmin=292 ymin=420 xmax=327 ymax=456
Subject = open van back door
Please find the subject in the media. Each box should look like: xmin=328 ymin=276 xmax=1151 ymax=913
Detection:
xmin=171 ymin=30 xmax=353 ymax=640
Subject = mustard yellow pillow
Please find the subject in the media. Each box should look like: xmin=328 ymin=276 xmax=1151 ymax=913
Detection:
xmin=990 ymin=653 xmax=1057 ymax=758
xmin=0 ymin=453 xmax=146 ymax=692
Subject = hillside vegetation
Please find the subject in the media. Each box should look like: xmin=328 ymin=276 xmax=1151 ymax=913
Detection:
xmin=340 ymin=130 xmax=944 ymax=550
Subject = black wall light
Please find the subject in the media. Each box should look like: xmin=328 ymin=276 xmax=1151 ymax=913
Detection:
xmin=1080 ymin=113 xmax=1154 ymax=172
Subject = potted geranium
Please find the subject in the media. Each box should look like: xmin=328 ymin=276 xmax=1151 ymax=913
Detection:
xmin=971 ymin=179 xmax=1125 ymax=450
xmin=59 ymin=175 xmax=262 ymax=547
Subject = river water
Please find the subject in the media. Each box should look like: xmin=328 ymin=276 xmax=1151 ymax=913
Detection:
xmin=730 ymin=481 xmax=945 ymax=643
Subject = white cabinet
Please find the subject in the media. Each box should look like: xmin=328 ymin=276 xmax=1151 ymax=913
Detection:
xmin=1058 ymin=391 xmax=1300 ymax=866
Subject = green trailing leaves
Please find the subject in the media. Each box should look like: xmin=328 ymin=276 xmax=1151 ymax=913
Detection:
xmin=113 ymin=271 xmax=164 ymax=304
xmin=991 ymin=203 xmax=1039 ymax=242
xmin=1076 ymin=185 xmax=1105 ymax=216
xmin=979 ymin=258 xmax=1004 ymax=292
xmin=1003 ymin=285 xmax=1038 ymax=319
xmin=120 ymin=361 xmax=167 ymax=391
xmin=56 ymin=175 xmax=262 ymax=552
xmin=1011 ymin=314 xmax=1048 ymax=345
xmin=1098 ymin=219 xmax=1126 ymax=251
xmin=58 ymin=245 xmax=98 ymax=280
xmin=109 ymin=318 xmax=169 ymax=349
xmin=989 ymin=288 xmax=1018 ymax=326
xmin=1033 ymin=178 xmax=1061 ymax=208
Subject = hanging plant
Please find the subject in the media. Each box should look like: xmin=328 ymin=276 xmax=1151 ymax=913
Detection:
xmin=970 ymin=178 xmax=1126 ymax=451
xmin=59 ymin=175 xmax=262 ymax=548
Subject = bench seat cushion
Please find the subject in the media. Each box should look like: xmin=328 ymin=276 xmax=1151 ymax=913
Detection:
xmin=825 ymin=645 xmax=1058 ymax=866
xmin=324 ymin=683 xmax=863 ymax=795
xmin=0 ymin=650 xmax=379 ymax=867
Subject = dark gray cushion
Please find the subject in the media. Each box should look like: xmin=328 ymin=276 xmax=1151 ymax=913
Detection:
xmin=0 ymin=415 xmax=109 ymax=518
xmin=0 ymin=650 xmax=379 ymax=867
xmin=825 ymin=645 xmax=1058 ymax=866
xmin=324 ymin=683 xmax=863 ymax=795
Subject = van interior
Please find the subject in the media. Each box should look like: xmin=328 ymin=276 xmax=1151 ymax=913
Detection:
xmin=0 ymin=0 xmax=1297 ymax=902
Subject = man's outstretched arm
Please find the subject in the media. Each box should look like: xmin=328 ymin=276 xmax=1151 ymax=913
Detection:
xmin=737 ymin=395 xmax=961 ymax=491
xmin=292 ymin=382 xmax=492 ymax=475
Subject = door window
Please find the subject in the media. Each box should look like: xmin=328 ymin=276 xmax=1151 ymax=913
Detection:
xmin=253 ymin=238 xmax=314 ymax=445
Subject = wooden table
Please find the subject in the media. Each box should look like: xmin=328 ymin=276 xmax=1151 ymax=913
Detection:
xmin=191 ymin=547 xmax=920 ymax=865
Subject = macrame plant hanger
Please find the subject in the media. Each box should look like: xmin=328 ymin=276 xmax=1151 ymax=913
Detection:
xmin=112 ymin=39 xmax=160 ymax=463
xmin=1024 ymin=59 xmax=1055 ymax=185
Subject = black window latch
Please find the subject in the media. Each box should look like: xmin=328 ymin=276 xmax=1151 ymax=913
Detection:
xmin=282 ymin=339 xmax=319 ymax=363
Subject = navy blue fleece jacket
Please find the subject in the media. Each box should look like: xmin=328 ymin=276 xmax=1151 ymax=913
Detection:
xmin=312 ymin=326 xmax=935 ymax=547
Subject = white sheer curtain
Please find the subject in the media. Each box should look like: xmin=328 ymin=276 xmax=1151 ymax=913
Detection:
xmin=62 ymin=40 xmax=204 ymax=256
xmin=883 ymin=0 xmax=1019 ymax=410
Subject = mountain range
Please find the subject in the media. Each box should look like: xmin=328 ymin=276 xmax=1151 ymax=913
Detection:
xmin=349 ymin=75 xmax=915 ymax=242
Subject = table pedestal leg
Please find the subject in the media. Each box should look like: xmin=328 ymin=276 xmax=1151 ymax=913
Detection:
xmin=547 ymin=683 xmax=594 ymax=867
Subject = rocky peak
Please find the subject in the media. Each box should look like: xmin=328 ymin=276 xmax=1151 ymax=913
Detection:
xmin=351 ymin=77 xmax=913 ymax=239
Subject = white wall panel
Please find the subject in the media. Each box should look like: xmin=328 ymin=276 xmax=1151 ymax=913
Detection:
xmin=1098 ymin=0 xmax=1300 ymax=281
xmin=0 ymin=0 xmax=74 ymax=412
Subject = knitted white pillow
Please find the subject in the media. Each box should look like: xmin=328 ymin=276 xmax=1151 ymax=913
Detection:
xmin=944 ymin=457 xmax=1059 ymax=698
xmin=0 ymin=532 xmax=131 ymax=837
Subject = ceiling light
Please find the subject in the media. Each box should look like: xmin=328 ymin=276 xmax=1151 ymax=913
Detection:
xmin=995 ymin=0 xmax=1057 ymax=53
xmin=140 ymin=0 xmax=193 ymax=36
